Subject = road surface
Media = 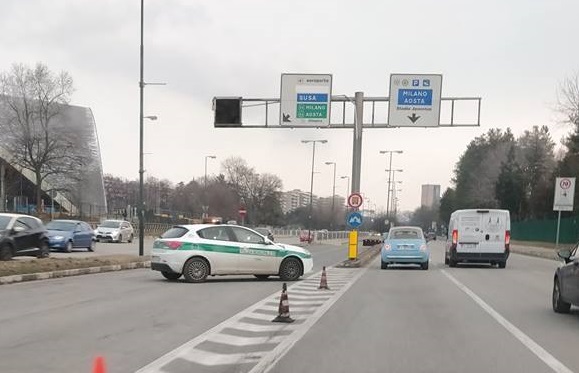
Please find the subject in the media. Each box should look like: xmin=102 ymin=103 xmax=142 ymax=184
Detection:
xmin=1 ymin=240 xmax=578 ymax=373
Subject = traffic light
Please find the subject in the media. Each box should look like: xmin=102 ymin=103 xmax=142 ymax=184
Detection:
xmin=213 ymin=97 xmax=242 ymax=127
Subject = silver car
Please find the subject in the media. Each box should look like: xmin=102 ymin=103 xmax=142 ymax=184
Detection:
xmin=94 ymin=220 xmax=134 ymax=243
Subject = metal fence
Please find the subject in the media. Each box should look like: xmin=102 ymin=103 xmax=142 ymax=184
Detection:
xmin=511 ymin=216 xmax=579 ymax=244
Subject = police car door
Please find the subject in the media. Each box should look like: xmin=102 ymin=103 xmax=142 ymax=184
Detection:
xmin=230 ymin=226 xmax=278 ymax=274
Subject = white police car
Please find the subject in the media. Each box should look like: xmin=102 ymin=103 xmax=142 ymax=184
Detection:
xmin=151 ymin=224 xmax=313 ymax=283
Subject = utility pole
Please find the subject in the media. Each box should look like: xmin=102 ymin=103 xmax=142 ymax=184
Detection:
xmin=302 ymin=140 xmax=327 ymax=240
xmin=380 ymin=150 xmax=403 ymax=217
xmin=325 ymin=161 xmax=336 ymax=230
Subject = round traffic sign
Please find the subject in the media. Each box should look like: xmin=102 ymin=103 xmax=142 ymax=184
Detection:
xmin=238 ymin=209 xmax=247 ymax=216
xmin=560 ymin=178 xmax=572 ymax=189
xmin=347 ymin=193 xmax=363 ymax=208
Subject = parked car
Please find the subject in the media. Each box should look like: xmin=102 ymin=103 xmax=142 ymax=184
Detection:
xmin=381 ymin=226 xmax=430 ymax=270
xmin=46 ymin=219 xmax=96 ymax=252
xmin=426 ymin=231 xmax=437 ymax=241
xmin=254 ymin=227 xmax=274 ymax=241
xmin=445 ymin=209 xmax=510 ymax=268
xmin=94 ymin=220 xmax=134 ymax=243
xmin=0 ymin=213 xmax=50 ymax=260
xmin=151 ymin=224 xmax=313 ymax=282
xmin=299 ymin=230 xmax=314 ymax=243
xmin=552 ymin=242 xmax=579 ymax=313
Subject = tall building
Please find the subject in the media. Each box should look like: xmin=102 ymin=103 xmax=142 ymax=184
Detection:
xmin=281 ymin=189 xmax=317 ymax=214
xmin=421 ymin=184 xmax=441 ymax=208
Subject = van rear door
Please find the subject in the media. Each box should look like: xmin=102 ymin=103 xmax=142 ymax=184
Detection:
xmin=457 ymin=210 xmax=507 ymax=254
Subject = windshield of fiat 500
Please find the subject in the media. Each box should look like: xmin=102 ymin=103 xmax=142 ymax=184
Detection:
xmin=100 ymin=221 xmax=121 ymax=228
xmin=46 ymin=221 xmax=76 ymax=231
xmin=0 ymin=216 xmax=12 ymax=230
xmin=389 ymin=229 xmax=422 ymax=240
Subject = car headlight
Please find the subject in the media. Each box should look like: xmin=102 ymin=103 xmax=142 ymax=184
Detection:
xmin=53 ymin=235 xmax=65 ymax=240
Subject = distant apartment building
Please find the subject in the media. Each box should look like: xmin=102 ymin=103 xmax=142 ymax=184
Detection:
xmin=318 ymin=195 xmax=346 ymax=212
xmin=281 ymin=189 xmax=318 ymax=214
xmin=421 ymin=184 xmax=441 ymax=208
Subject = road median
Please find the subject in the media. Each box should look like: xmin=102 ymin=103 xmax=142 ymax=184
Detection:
xmin=336 ymin=244 xmax=381 ymax=268
xmin=0 ymin=255 xmax=150 ymax=285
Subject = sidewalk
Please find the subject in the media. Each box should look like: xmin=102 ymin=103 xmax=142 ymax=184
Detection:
xmin=510 ymin=240 xmax=572 ymax=261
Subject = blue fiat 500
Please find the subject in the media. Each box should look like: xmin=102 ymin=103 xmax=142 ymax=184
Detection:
xmin=381 ymin=226 xmax=430 ymax=270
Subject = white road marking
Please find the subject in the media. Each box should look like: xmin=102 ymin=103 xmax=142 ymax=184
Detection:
xmin=135 ymin=268 xmax=359 ymax=373
xmin=441 ymin=269 xmax=573 ymax=373
xmin=206 ymin=333 xmax=285 ymax=346
xmin=248 ymin=267 xmax=369 ymax=373
xmin=179 ymin=349 xmax=265 ymax=366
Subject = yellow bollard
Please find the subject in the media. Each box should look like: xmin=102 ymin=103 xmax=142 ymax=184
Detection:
xmin=348 ymin=230 xmax=358 ymax=260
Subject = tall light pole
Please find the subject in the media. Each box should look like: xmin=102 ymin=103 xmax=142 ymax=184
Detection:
xmin=340 ymin=175 xmax=350 ymax=199
xmin=203 ymin=155 xmax=216 ymax=218
xmin=380 ymin=150 xmax=403 ymax=219
xmin=325 ymin=161 xmax=336 ymax=230
xmin=385 ymin=169 xmax=403 ymax=217
xmin=302 ymin=140 xmax=327 ymax=239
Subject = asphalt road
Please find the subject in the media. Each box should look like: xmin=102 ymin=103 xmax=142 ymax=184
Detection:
xmin=2 ymin=240 xmax=579 ymax=373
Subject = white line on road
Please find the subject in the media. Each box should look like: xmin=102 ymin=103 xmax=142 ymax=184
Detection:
xmin=206 ymin=333 xmax=285 ymax=346
xmin=179 ymin=349 xmax=265 ymax=366
xmin=441 ymin=269 xmax=573 ymax=373
xmin=248 ymin=267 xmax=369 ymax=373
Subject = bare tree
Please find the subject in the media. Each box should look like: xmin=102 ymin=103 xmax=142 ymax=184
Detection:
xmin=557 ymin=72 xmax=579 ymax=131
xmin=0 ymin=63 xmax=87 ymax=212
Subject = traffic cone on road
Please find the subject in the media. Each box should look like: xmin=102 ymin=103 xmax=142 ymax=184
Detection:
xmin=272 ymin=283 xmax=294 ymax=323
xmin=318 ymin=266 xmax=330 ymax=290
xmin=92 ymin=356 xmax=106 ymax=373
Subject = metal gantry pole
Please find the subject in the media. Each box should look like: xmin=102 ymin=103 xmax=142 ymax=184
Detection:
xmin=138 ymin=0 xmax=145 ymax=257
xmin=308 ymin=142 xmax=317 ymax=239
xmin=351 ymin=92 xmax=364 ymax=195
xmin=331 ymin=162 xmax=336 ymax=229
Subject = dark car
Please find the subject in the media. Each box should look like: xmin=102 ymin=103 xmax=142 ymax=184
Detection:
xmin=46 ymin=220 xmax=96 ymax=252
xmin=0 ymin=213 xmax=50 ymax=261
xmin=552 ymin=242 xmax=579 ymax=313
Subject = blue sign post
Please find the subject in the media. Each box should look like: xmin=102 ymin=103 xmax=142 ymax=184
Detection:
xmin=346 ymin=211 xmax=363 ymax=229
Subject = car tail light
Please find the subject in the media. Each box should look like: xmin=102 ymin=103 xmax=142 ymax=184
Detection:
xmin=383 ymin=244 xmax=391 ymax=251
xmin=505 ymin=230 xmax=510 ymax=250
xmin=420 ymin=244 xmax=427 ymax=252
xmin=164 ymin=241 xmax=182 ymax=250
xmin=452 ymin=229 xmax=458 ymax=245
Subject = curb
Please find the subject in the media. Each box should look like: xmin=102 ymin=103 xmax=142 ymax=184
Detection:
xmin=336 ymin=245 xmax=381 ymax=268
xmin=511 ymin=247 xmax=558 ymax=261
xmin=0 ymin=261 xmax=151 ymax=285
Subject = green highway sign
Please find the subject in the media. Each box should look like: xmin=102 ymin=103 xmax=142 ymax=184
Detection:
xmin=280 ymin=74 xmax=332 ymax=126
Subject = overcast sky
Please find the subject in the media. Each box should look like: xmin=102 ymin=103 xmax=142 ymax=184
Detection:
xmin=1 ymin=0 xmax=578 ymax=212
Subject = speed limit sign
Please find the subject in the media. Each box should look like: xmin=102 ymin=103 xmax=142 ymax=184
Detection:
xmin=554 ymin=177 xmax=575 ymax=211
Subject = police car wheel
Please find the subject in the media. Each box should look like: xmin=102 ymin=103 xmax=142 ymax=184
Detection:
xmin=279 ymin=257 xmax=302 ymax=281
xmin=183 ymin=257 xmax=209 ymax=283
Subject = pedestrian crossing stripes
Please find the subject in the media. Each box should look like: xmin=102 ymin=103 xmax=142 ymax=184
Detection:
xmin=135 ymin=267 xmax=365 ymax=373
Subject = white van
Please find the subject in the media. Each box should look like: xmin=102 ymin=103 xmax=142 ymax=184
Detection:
xmin=445 ymin=209 xmax=511 ymax=268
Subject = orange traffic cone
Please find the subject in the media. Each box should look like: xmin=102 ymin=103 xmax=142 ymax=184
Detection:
xmin=318 ymin=266 xmax=330 ymax=290
xmin=272 ymin=283 xmax=294 ymax=323
xmin=92 ymin=356 xmax=106 ymax=373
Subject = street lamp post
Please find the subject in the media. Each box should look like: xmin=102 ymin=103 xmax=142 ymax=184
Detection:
xmin=325 ymin=161 xmax=336 ymax=230
xmin=380 ymin=150 xmax=403 ymax=219
xmin=302 ymin=140 xmax=327 ymax=240
xmin=203 ymin=155 xmax=217 ymax=218
xmin=385 ymin=169 xmax=403 ymax=217
xmin=340 ymin=175 xmax=350 ymax=199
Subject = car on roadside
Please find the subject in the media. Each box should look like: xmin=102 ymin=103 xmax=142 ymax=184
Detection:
xmin=552 ymin=241 xmax=579 ymax=313
xmin=426 ymin=231 xmax=437 ymax=241
xmin=381 ymin=226 xmax=429 ymax=270
xmin=94 ymin=219 xmax=134 ymax=243
xmin=151 ymin=224 xmax=313 ymax=283
xmin=0 ymin=213 xmax=50 ymax=261
xmin=46 ymin=219 xmax=96 ymax=252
